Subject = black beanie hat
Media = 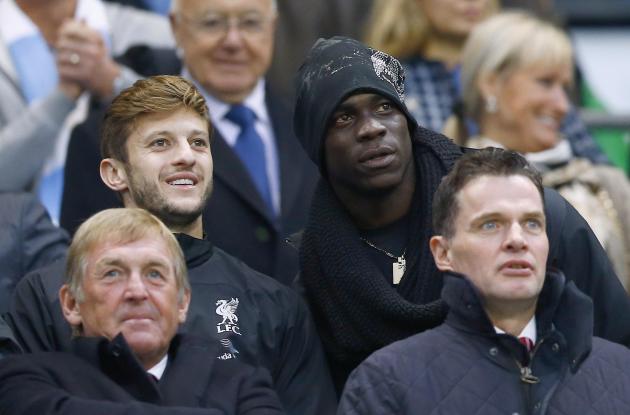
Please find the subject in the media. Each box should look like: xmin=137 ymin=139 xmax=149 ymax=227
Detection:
xmin=293 ymin=36 xmax=418 ymax=168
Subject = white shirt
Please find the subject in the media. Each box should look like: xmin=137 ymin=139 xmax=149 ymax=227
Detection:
xmin=147 ymin=354 xmax=168 ymax=380
xmin=494 ymin=316 xmax=537 ymax=344
xmin=186 ymin=72 xmax=280 ymax=216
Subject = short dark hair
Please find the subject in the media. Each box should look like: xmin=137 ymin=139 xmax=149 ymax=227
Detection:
xmin=432 ymin=147 xmax=544 ymax=238
xmin=101 ymin=75 xmax=212 ymax=163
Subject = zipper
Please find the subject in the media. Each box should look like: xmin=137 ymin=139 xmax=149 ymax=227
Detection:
xmin=514 ymin=337 xmax=544 ymax=414
xmin=516 ymin=337 xmax=543 ymax=384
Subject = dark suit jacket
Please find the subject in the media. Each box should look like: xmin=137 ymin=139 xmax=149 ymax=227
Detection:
xmin=60 ymin=47 xmax=318 ymax=285
xmin=0 ymin=333 xmax=284 ymax=415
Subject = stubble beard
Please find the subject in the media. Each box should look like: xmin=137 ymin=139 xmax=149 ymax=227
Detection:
xmin=126 ymin=171 xmax=213 ymax=230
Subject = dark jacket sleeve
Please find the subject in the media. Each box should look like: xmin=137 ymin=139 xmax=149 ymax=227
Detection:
xmin=337 ymin=355 xmax=402 ymax=415
xmin=0 ymin=193 xmax=68 ymax=314
xmin=544 ymin=188 xmax=630 ymax=345
xmin=0 ymin=355 xmax=223 ymax=415
xmin=0 ymin=316 xmax=21 ymax=357
xmin=18 ymin=194 xmax=69 ymax=275
xmin=233 ymin=365 xmax=286 ymax=415
xmin=5 ymin=260 xmax=71 ymax=353
xmin=275 ymin=294 xmax=337 ymax=415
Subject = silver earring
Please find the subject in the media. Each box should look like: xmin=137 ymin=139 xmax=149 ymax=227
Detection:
xmin=485 ymin=95 xmax=498 ymax=113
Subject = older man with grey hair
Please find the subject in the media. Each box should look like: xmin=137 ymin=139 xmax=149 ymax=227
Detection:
xmin=0 ymin=208 xmax=284 ymax=415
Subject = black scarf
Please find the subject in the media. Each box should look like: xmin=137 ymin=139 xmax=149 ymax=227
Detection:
xmin=299 ymin=128 xmax=462 ymax=387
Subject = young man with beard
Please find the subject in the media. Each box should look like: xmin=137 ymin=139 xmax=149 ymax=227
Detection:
xmin=6 ymin=75 xmax=336 ymax=415
xmin=292 ymin=36 xmax=630 ymax=392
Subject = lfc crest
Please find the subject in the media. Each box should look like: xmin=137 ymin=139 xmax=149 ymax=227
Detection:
xmin=215 ymin=298 xmax=241 ymax=335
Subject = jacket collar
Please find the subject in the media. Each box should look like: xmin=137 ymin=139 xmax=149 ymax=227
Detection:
xmin=174 ymin=233 xmax=214 ymax=268
xmin=442 ymin=269 xmax=593 ymax=367
xmin=71 ymin=332 xmax=221 ymax=405
xmin=72 ymin=334 xmax=163 ymax=403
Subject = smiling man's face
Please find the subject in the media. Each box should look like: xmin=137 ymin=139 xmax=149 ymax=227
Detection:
xmin=118 ymin=108 xmax=213 ymax=230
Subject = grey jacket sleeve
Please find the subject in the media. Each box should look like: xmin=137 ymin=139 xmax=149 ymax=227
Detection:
xmin=0 ymin=90 xmax=76 ymax=191
xmin=0 ymin=3 xmax=174 ymax=192
xmin=16 ymin=193 xmax=69 ymax=275
xmin=0 ymin=193 xmax=68 ymax=313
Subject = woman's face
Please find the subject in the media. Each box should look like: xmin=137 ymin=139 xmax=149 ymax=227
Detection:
xmin=419 ymin=0 xmax=494 ymax=38
xmin=488 ymin=62 xmax=573 ymax=153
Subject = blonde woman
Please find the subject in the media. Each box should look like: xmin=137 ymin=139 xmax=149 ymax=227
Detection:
xmin=363 ymin=0 xmax=609 ymax=164
xmin=445 ymin=11 xmax=630 ymax=289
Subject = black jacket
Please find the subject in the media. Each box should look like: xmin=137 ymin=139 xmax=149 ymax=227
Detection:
xmin=0 ymin=333 xmax=283 ymax=415
xmin=60 ymin=47 xmax=318 ymax=286
xmin=0 ymin=316 xmax=20 ymax=357
xmin=6 ymin=235 xmax=337 ymax=415
xmin=339 ymin=271 xmax=630 ymax=414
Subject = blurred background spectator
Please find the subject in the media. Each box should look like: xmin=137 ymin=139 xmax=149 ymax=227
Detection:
xmin=444 ymin=11 xmax=630 ymax=289
xmin=363 ymin=0 xmax=613 ymax=167
xmin=103 ymin=0 xmax=373 ymax=99
xmin=0 ymin=0 xmax=174 ymax=224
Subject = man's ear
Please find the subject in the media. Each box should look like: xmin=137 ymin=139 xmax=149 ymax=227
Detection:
xmin=59 ymin=285 xmax=82 ymax=328
xmin=178 ymin=288 xmax=191 ymax=324
xmin=100 ymin=158 xmax=128 ymax=192
xmin=429 ymin=235 xmax=454 ymax=272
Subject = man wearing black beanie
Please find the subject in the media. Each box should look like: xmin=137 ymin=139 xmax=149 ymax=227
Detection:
xmin=292 ymin=36 xmax=630 ymax=393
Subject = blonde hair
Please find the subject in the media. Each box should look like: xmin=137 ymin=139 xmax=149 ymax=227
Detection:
xmin=444 ymin=11 xmax=573 ymax=143
xmin=364 ymin=0 xmax=499 ymax=58
xmin=65 ymin=208 xmax=189 ymax=303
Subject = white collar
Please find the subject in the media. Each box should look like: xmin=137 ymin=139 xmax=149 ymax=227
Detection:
xmin=184 ymin=71 xmax=269 ymax=126
xmin=494 ymin=315 xmax=537 ymax=343
xmin=147 ymin=354 xmax=168 ymax=380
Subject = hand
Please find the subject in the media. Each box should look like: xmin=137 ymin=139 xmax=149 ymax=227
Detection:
xmin=55 ymin=19 xmax=120 ymax=99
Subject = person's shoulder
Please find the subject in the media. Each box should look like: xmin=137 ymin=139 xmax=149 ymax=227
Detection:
xmin=18 ymin=258 xmax=66 ymax=295
xmin=0 ymin=349 xmax=85 ymax=372
xmin=363 ymin=326 xmax=448 ymax=372
xmin=197 ymin=247 xmax=301 ymax=303
xmin=591 ymin=337 xmax=630 ymax=360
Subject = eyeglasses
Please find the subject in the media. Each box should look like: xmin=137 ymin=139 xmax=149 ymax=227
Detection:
xmin=177 ymin=12 xmax=272 ymax=38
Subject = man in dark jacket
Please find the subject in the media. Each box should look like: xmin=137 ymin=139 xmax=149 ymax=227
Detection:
xmin=0 ymin=207 xmax=283 ymax=415
xmin=292 ymin=36 xmax=630 ymax=392
xmin=338 ymin=148 xmax=630 ymax=414
xmin=6 ymin=75 xmax=336 ymax=414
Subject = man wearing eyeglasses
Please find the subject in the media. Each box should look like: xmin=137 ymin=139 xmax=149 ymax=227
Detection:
xmin=61 ymin=0 xmax=318 ymax=287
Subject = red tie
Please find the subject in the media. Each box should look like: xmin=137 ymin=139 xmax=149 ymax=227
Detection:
xmin=519 ymin=336 xmax=534 ymax=352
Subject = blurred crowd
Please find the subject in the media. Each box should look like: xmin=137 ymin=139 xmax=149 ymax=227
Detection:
xmin=0 ymin=0 xmax=629 ymax=414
